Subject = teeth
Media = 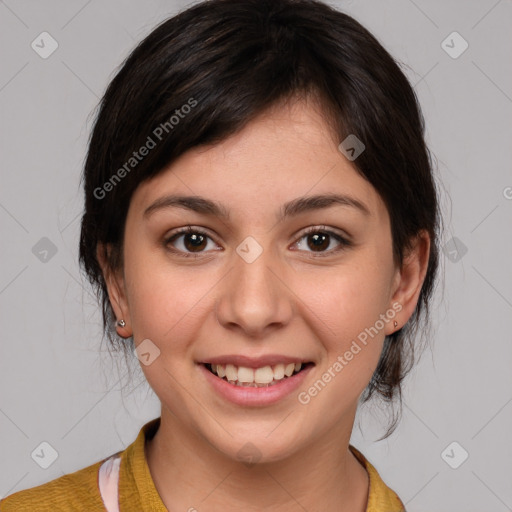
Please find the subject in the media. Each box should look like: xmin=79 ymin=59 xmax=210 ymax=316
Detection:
xmin=273 ymin=363 xmax=285 ymax=380
xmin=225 ymin=364 xmax=238 ymax=381
xmin=254 ymin=366 xmax=274 ymax=384
xmin=238 ymin=366 xmax=254 ymax=383
xmin=284 ymin=363 xmax=295 ymax=377
xmin=208 ymin=362 xmax=304 ymax=384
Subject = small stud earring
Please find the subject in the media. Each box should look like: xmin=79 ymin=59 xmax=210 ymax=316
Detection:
xmin=393 ymin=321 xmax=398 ymax=328
xmin=117 ymin=319 xmax=126 ymax=328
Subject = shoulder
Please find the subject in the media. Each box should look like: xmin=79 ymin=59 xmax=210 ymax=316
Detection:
xmin=0 ymin=418 xmax=160 ymax=512
xmin=0 ymin=458 xmax=108 ymax=512
xmin=349 ymin=445 xmax=406 ymax=512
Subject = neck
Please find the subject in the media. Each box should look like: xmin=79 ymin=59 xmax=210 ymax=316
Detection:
xmin=145 ymin=407 xmax=369 ymax=512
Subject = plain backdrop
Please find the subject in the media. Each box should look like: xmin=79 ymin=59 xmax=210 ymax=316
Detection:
xmin=1 ymin=1 xmax=511 ymax=511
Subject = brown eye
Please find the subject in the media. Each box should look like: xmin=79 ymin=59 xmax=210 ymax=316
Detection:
xmin=181 ymin=232 xmax=207 ymax=252
xmin=294 ymin=226 xmax=351 ymax=256
xmin=164 ymin=227 xmax=217 ymax=257
xmin=306 ymin=232 xmax=330 ymax=252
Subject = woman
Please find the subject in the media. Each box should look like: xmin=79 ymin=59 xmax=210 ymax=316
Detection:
xmin=1 ymin=0 xmax=440 ymax=510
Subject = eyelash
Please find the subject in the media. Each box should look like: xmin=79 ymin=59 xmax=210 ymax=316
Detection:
xmin=163 ymin=225 xmax=352 ymax=259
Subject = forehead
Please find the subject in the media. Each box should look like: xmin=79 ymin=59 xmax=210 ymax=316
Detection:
xmin=130 ymin=100 xmax=389 ymax=225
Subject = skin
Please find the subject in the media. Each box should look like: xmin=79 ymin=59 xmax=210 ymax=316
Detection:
xmin=99 ymin=97 xmax=430 ymax=511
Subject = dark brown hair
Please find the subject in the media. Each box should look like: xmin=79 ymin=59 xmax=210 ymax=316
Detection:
xmin=79 ymin=0 xmax=441 ymax=438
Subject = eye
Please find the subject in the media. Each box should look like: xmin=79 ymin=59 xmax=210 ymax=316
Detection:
xmin=293 ymin=225 xmax=352 ymax=256
xmin=164 ymin=225 xmax=352 ymax=259
xmin=164 ymin=226 xmax=219 ymax=258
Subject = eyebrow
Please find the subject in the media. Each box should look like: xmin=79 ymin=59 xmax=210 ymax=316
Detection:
xmin=143 ymin=193 xmax=371 ymax=221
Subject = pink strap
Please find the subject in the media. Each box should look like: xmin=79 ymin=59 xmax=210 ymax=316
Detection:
xmin=98 ymin=454 xmax=121 ymax=512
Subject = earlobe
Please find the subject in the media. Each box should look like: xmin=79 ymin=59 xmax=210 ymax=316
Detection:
xmin=96 ymin=243 xmax=133 ymax=338
xmin=387 ymin=230 xmax=430 ymax=335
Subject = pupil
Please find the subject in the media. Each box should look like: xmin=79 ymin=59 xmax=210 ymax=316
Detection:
xmin=185 ymin=233 xmax=206 ymax=252
xmin=308 ymin=233 xmax=328 ymax=251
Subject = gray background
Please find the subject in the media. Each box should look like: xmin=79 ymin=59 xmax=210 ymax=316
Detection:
xmin=1 ymin=0 xmax=511 ymax=510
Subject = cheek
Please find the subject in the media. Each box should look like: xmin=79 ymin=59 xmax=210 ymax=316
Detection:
xmin=123 ymin=247 xmax=216 ymax=350
xmin=294 ymin=272 xmax=390 ymax=416
xmin=295 ymin=258 xmax=392 ymax=384
xmin=301 ymin=263 xmax=392 ymax=337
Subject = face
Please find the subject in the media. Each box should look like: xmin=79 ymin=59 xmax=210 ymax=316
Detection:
xmin=104 ymin=99 xmax=427 ymax=463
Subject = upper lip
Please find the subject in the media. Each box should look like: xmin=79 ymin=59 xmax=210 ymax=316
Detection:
xmin=199 ymin=354 xmax=312 ymax=368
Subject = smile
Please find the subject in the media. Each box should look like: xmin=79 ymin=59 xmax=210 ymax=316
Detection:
xmin=205 ymin=362 xmax=311 ymax=387
xmin=199 ymin=358 xmax=314 ymax=406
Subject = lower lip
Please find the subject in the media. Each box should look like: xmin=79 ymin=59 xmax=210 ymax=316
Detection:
xmin=199 ymin=364 xmax=313 ymax=406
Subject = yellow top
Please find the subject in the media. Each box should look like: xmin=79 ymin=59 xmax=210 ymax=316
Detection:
xmin=0 ymin=417 xmax=405 ymax=511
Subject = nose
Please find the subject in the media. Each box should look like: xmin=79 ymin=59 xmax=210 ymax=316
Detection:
xmin=214 ymin=242 xmax=294 ymax=339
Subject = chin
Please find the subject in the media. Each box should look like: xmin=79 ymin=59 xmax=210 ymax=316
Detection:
xmin=201 ymin=427 xmax=304 ymax=466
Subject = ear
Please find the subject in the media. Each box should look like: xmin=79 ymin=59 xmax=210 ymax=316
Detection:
xmin=96 ymin=243 xmax=133 ymax=338
xmin=386 ymin=230 xmax=431 ymax=335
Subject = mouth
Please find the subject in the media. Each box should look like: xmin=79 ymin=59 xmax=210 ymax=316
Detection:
xmin=203 ymin=361 xmax=314 ymax=388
